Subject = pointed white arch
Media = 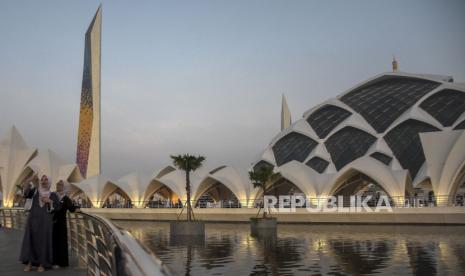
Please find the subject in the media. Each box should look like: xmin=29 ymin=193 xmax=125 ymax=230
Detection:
xmin=321 ymin=157 xmax=409 ymax=200
xmin=71 ymin=175 xmax=120 ymax=208
xmin=113 ymin=173 xmax=150 ymax=208
xmin=144 ymin=179 xmax=177 ymax=203
xmin=193 ymin=166 xmax=250 ymax=206
xmin=155 ymin=170 xmax=202 ymax=201
xmin=421 ymin=129 xmax=465 ymax=203
xmin=0 ymin=126 xmax=38 ymax=207
xmin=275 ymin=161 xmax=325 ymax=198
xmin=26 ymin=149 xmax=83 ymax=191
xmin=150 ymin=166 xmax=176 ymax=179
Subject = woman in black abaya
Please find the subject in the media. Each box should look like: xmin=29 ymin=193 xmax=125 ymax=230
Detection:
xmin=52 ymin=180 xmax=79 ymax=268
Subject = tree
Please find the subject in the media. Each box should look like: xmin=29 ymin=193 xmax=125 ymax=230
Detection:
xmin=248 ymin=166 xmax=280 ymax=218
xmin=170 ymin=154 xmax=206 ymax=221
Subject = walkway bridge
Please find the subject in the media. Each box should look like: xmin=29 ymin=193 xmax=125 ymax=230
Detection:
xmin=0 ymin=208 xmax=171 ymax=276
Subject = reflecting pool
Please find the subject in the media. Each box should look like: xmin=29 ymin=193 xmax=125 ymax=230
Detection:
xmin=113 ymin=221 xmax=465 ymax=276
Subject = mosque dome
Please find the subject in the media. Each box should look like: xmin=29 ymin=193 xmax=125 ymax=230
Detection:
xmin=255 ymin=71 xmax=465 ymax=201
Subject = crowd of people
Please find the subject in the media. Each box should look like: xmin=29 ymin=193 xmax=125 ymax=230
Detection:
xmin=19 ymin=174 xmax=79 ymax=272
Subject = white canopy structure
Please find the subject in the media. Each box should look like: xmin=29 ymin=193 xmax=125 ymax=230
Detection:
xmin=0 ymin=126 xmax=37 ymax=207
xmin=26 ymin=149 xmax=83 ymax=191
xmin=114 ymin=173 xmax=151 ymax=208
xmin=421 ymin=129 xmax=465 ymax=205
xmin=71 ymin=175 xmax=119 ymax=208
xmin=194 ymin=166 xmax=250 ymax=206
xmin=154 ymin=169 xmax=204 ymax=201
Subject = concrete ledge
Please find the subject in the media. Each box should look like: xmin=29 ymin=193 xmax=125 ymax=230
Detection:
xmin=250 ymin=217 xmax=277 ymax=229
xmin=169 ymin=221 xmax=205 ymax=236
xmin=83 ymin=207 xmax=465 ymax=225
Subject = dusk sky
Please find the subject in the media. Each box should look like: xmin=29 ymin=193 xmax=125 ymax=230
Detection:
xmin=1 ymin=0 xmax=464 ymax=179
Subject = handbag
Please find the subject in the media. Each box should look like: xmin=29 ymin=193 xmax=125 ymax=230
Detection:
xmin=24 ymin=199 xmax=33 ymax=211
xmin=24 ymin=188 xmax=36 ymax=212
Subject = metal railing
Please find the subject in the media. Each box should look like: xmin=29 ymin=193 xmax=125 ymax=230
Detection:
xmin=0 ymin=208 xmax=26 ymax=228
xmin=0 ymin=208 xmax=171 ymax=276
xmin=67 ymin=212 xmax=171 ymax=276
xmin=5 ymin=195 xmax=465 ymax=210
xmin=72 ymin=195 xmax=465 ymax=209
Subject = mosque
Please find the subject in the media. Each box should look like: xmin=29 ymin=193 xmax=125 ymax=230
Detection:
xmin=1 ymin=7 xmax=464 ymax=209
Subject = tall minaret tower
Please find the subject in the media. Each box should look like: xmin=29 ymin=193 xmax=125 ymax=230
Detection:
xmin=281 ymin=94 xmax=292 ymax=130
xmin=76 ymin=5 xmax=102 ymax=178
xmin=392 ymin=56 xmax=398 ymax=72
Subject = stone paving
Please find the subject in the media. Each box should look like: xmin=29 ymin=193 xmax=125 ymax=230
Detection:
xmin=0 ymin=227 xmax=86 ymax=276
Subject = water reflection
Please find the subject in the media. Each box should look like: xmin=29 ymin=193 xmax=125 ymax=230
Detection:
xmin=453 ymin=244 xmax=465 ymax=272
xmin=407 ymin=241 xmax=437 ymax=276
xmin=114 ymin=221 xmax=465 ymax=276
xmin=329 ymin=239 xmax=392 ymax=275
xmin=198 ymin=235 xmax=233 ymax=270
xmin=252 ymin=229 xmax=307 ymax=275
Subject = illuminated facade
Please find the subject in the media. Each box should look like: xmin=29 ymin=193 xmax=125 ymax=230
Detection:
xmin=76 ymin=6 xmax=102 ymax=178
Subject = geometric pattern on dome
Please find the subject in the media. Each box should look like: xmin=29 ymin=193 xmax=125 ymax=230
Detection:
xmin=306 ymin=105 xmax=352 ymax=139
xmin=324 ymin=126 xmax=377 ymax=170
xmin=454 ymin=120 xmax=465 ymax=130
xmin=305 ymin=156 xmax=329 ymax=173
xmin=419 ymin=89 xmax=465 ymax=127
xmin=272 ymin=132 xmax=318 ymax=166
xmin=340 ymin=76 xmax=440 ymax=133
xmin=370 ymin=152 xmax=392 ymax=166
xmin=384 ymin=119 xmax=440 ymax=179
xmin=253 ymin=160 xmax=274 ymax=172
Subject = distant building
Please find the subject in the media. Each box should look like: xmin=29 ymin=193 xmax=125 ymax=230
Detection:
xmin=281 ymin=94 xmax=292 ymax=130
xmin=76 ymin=6 xmax=102 ymax=178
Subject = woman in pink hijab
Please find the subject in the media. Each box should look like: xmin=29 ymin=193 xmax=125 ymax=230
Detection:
xmin=20 ymin=174 xmax=59 ymax=272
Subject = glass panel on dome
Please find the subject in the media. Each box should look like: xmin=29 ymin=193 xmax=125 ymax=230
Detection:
xmin=420 ymin=89 xmax=465 ymax=127
xmin=272 ymin=132 xmax=318 ymax=166
xmin=340 ymin=76 xmax=440 ymax=133
xmin=325 ymin=127 xmax=377 ymax=170
xmin=370 ymin=152 xmax=392 ymax=166
xmin=384 ymin=119 xmax=439 ymax=178
xmin=306 ymin=105 xmax=352 ymax=138
xmin=454 ymin=120 xmax=465 ymax=130
xmin=305 ymin=157 xmax=329 ymax=173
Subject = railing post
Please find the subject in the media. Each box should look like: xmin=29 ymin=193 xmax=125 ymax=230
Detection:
xmin=0 ymin=209 xmax=4 ymax=227
xmin=76 ymin=213 xmax=88 ymax=269
xmin=12 ymin=209 xmax=16 ymax=229
xmin=7 ymin=209 xmax=12 ymax=228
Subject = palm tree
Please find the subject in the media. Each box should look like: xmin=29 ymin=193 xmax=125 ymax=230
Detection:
xmin=170 ymin=154 xmax=206 ymax=221
xmin=249 ymin=166 xmax=280 ymax=218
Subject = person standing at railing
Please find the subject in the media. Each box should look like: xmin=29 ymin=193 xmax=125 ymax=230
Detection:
xmin=52 ymin=180 xmax=80 ymax=269
xmin=20 ymin=174 xmax=59 ymax=272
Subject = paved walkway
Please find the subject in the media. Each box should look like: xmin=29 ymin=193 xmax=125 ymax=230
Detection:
xmin=0 ymin=227 xmax=86 ymax=276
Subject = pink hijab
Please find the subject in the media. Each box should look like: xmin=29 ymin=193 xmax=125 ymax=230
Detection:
xmin=38 ymin=175 xmax=51 ymax=207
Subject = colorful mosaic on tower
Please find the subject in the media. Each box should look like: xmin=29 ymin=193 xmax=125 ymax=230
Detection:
xmin=76 ymin=6 xmax=101 ymax=178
